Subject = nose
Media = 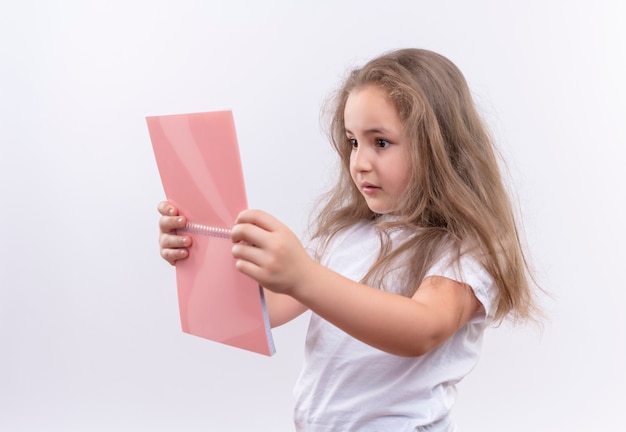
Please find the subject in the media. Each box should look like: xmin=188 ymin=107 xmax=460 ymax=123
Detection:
xmin=351 ymin=145 xmax=372 ymax=173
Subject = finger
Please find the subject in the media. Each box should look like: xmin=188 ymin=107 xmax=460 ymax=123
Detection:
xmin=234 ymin=257 xmax=264 ymax=283
xmin=231 ymin=222 xmax=271 ymax=247
xmin=157 ymin=201 xmax=178 ymax=216
xmin=159 ymin=232 xmax=192 ymax=249
xmin=231 ymin=241 xmax=266 ymax=266
xmin=235 ymin=209 xmax=282 ymax=232
xmin=159 ymin=215 xmax=187 ymax=233
xmin=161 ymin=247 xmax=189 ymax=266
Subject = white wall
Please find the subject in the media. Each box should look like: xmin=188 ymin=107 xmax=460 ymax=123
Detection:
xmin=1 ymin=1 xmax=624 ymax=430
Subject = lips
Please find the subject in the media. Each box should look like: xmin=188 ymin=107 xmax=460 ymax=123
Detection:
xmin=360 ymin=182 xmax=381 ymax=195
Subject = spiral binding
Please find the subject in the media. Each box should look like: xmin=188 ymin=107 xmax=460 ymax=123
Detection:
xmin=180 ymin=222 xmax=231 ymax=239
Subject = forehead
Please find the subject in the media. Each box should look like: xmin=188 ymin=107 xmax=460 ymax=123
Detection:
xmin=344 ymin=85 xmax=403 ymax=133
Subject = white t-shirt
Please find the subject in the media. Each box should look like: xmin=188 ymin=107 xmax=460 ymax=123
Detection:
xmin=293 ymin=220 xmax=497 ymax=432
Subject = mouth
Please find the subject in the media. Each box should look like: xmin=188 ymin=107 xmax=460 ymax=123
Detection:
xmin=360 ymin=182 xmax=381 ymax=195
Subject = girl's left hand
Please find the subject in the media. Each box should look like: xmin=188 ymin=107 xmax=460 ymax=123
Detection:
xmin=231 ymin=209 xmax=315 ymax=296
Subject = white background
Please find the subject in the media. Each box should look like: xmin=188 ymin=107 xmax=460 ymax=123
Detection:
xmin=1 ymin=1 xmax=625 ymax=431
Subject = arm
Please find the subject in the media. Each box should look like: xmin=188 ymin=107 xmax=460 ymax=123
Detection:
xmin=263 ymin=289 xmax=308 ymax=328
xmin=287 ymin=267 xmax=479 ymax=356
xmin=231 ymin=209 xmax=481 ymax=357
xmin=157 ymin=201 xmax=307 ymax=327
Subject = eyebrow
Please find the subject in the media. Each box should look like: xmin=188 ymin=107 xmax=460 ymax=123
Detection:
xmin=344 ymin=127 xmax=392 ymax=135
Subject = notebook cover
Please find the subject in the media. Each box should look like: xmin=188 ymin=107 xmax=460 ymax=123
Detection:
xmin=146 ymin=110 xmax=275 ymax=356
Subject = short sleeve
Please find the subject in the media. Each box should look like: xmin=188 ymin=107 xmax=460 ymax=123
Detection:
xmin=424 ymin=253 xmax=498 ymax=323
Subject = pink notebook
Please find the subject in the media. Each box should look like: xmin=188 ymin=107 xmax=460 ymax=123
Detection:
xmin=147 ymin=110 xmax=275 ymax=356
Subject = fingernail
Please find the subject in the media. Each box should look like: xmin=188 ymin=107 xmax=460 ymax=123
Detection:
xmin=177 ymin=217 xmax=183 ymax=224
xmin=168 ymin=207 xmax=175 ymax=215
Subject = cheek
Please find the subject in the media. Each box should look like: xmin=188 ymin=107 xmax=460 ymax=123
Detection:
xmin=393 ymin=159 xmax=412 ymax=194
xmin=348 ymin=153 xmax=357 ymax=178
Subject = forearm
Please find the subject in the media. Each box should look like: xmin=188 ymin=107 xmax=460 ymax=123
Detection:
xmin=263 ymin=288 xmax=308 ymax=328
xmin=290 ymin=263 xmax=447 ymax=357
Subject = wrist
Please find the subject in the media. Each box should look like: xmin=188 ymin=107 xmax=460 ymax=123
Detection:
xmin=289 ymin=260 xmax=329 ymax=305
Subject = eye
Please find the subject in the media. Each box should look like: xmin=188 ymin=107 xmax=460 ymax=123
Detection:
xmin=376 ymin=138 xmax=391 ymax=148
xmin=348 ymin=138 xmax=358 ymax=148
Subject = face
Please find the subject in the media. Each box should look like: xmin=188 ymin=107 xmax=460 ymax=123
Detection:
xmin=345 ymin=85 xmax=411 ymax=214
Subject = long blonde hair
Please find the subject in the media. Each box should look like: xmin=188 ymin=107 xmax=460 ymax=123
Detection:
xmin=312 ymin=48 xmax=539 ymax=323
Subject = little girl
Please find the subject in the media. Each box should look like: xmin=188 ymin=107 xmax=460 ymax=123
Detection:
xmin=158 ymin=48 xmax=539 ymax=431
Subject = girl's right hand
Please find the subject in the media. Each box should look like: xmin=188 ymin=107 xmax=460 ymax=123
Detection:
xmin=157 ymin=201 xmax=192 ymax=265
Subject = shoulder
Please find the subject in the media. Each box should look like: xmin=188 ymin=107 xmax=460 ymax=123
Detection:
xmin=425 ymin=252 xmax=498 ymax=322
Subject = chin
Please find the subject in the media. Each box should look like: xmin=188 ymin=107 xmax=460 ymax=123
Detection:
xmin=362 ymin=197 xmax=398 ymax=215
xmin=366 ymin=205 xmax=394 ymax=215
